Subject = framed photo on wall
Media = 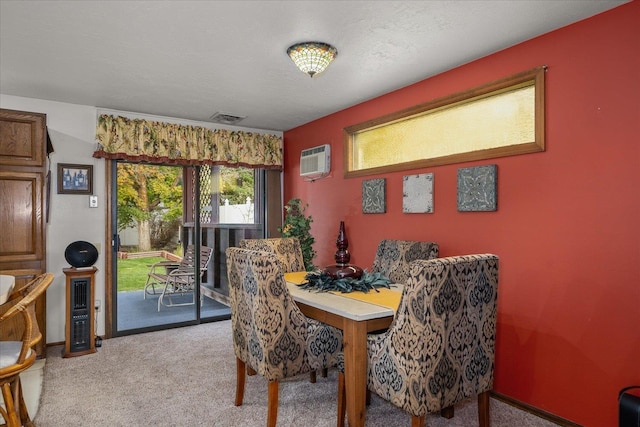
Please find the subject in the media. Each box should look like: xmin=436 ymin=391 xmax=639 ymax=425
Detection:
xmin=57 ymin=163 xmax=93 ymax=194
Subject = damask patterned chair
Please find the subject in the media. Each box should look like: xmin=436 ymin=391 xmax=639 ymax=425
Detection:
xmin=239 ymin=238 xmax=306 ymax=272
xmin=226 ymin=247 xmax=343 ymax=427
xmin=238 ymin=238 xmax=324 ymax=380
xmin=370 ymin=239 xmax=439 ymax=283
xmin=339 ymin=254 xmax=499 ymax=426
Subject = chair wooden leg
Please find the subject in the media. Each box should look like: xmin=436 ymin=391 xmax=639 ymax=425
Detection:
xmin=309 ymin=368 xmax=327 ymax=382
xmin=267 ymin=381 xmax=279 ymax=427
xmin=411 ymin=414 xmax=425 ymax=427
xmin=235 ymin=358 xmax=246 ymax=406
xmin=247 ymin=366 xmax=257 ymax=376
xmin=337 ymin=372 xmax=346 ymax=427
xmin=2 ymin=380 xmax=20 ymax=427
xmin=478 ymin=391 xmax=490 ymax=427
xmin=440 ymin=405 xmax=454 ymax=418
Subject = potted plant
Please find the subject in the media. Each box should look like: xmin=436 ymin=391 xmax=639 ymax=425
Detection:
xmin=279 ymin=198 xmax=316 ymax=271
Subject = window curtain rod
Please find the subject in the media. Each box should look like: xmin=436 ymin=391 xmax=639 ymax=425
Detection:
xmin=93 ymin=114 xmax=283 ymax=169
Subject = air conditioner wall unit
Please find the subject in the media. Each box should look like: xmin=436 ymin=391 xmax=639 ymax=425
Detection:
xmin=300 ymin=144 xmax=330 ymax=177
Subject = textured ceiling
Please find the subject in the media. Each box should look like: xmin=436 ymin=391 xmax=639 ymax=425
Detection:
xmin=0 ymin=1 xmax=626 ymax=131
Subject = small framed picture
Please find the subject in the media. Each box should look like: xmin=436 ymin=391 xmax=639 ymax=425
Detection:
xmin=57 ymin=163 xmax=93 ymax=194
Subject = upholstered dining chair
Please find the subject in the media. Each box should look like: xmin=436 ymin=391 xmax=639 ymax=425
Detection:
xmin=226 ymin=247 xmax=343 ymax=427
xmin=239 ymin=237 xmax=306 ymax=273
xmin=237 ymin=238 xmax=327 ymax=381
xmin=370 ymin=239 xmax=439 ymax=283
xmin=338 ymin=254 xmax=499 ymax=427
xmin=0 ymin=272 xmax=54 ymax=427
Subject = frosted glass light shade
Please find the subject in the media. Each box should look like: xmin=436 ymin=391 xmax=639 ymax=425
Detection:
xmin=287 ymin=42 xmax=338 ymax=78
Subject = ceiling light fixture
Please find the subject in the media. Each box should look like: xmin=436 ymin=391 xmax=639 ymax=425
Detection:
xmin=287 ymin=42 xmax=338 ymax=78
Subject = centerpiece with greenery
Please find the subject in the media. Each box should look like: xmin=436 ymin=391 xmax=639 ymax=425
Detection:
xmin=278 ymin=198 xmax=392 ymax=291
xmin=302 ymin=270 xmax=392 ymax=293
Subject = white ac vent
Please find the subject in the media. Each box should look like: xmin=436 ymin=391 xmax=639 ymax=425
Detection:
xmin=208 ymin=112 xmax=246 ymax=125
xmin=300 ymin=144 xmax=330 ymax=177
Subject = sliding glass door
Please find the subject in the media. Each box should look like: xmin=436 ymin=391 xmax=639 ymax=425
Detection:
xmin=111 ymin=161 xmax=265 ymax=335
xmin=112 ymin=162 xmax=199 ymax=333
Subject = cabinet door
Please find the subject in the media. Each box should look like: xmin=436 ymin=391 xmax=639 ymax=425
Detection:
xmin=0 ymin=171 xmax=44 ymax=264
xmin=0 ymin=108 xmax=47 ymax=357
xmin=0 ymin=109 xmax=46 ymax=167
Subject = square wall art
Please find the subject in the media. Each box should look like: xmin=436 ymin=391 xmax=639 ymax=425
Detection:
xmin=403 ymin=173 xmax=434 ymax=213
xmin=362 ymin=178 xmax=386 ymax=214
xmin=457 ymin=164 xmax=497 ymax=211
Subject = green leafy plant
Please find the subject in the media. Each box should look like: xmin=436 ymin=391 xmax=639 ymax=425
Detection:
xmin=279 ymin=198 xmax=316 ymax=271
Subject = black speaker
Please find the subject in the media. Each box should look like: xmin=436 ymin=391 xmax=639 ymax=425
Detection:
xmin=64 ymin=241 xmax=98 ymax=268
xmin=620 ymin=386 xmax=640 ymax=427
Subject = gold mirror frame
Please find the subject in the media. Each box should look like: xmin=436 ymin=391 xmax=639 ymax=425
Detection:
xmin=344 ymin=66 xmax=546 ymax=178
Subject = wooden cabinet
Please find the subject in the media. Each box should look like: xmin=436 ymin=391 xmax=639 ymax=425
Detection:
xmin=0 ymin=108 xmax=47 ymax=356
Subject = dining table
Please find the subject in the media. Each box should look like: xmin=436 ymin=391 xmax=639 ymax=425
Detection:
xmin=285 ymin=272 xmax=402 ymax=427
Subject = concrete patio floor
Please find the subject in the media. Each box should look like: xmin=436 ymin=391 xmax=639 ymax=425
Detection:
xmin=116 ymin=290 xmax=230 ymax=331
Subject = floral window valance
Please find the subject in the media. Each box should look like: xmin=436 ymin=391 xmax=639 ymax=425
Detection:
xmin=93 ymin=114 xmax=283 ymax=169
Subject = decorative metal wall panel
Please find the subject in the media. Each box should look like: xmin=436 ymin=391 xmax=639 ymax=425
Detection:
xmin=403 ymin=173 xmax=434 ymax=213
xmin=362 ymin=178 xmax=386 ymax=214
xmin=457 ymin=165 xmax=497 ymax=211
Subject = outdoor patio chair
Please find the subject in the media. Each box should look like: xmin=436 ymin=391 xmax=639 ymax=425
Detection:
xmin=144 ymin=245 xmax=213 ymax=311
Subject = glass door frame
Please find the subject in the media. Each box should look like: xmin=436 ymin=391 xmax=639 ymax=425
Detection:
xmin=110 ymin=161 xmax=201 ymax=336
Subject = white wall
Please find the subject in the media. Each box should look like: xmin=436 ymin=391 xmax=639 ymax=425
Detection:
xmin=1 ymin=94 xmax=104 ymax=342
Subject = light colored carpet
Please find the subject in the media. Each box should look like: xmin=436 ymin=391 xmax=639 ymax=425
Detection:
xmin=34 ymin=320 xmax=557 ymax=426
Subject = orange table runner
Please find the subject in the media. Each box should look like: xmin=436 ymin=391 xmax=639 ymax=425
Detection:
xmin=331 ymin=287 xmax=402 ymax=311
xmin=285 ymin=271 xmax=402 ymax=311
xmin=284 ymin=271 xmax=309 ymax=285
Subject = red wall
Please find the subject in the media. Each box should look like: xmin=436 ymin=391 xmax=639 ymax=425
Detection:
xmin=283 ymin=2 xmax=639 ymax=426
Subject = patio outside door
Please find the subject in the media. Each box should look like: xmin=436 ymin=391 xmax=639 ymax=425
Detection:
xmin=113 ymin=162 xmax=200 ymax=333
xmin=111 ymin=162 xmax=264 ymax=335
